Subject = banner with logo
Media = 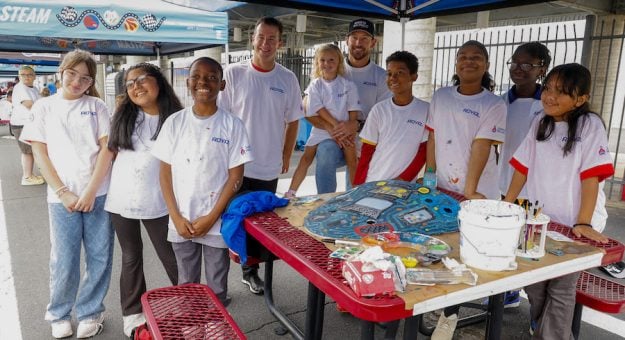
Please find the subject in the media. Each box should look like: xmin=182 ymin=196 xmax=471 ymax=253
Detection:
xmin=0 ymin=0 xmax=229 ymax=55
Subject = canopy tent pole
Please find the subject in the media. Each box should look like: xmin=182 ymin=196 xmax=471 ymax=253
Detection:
xmin=225 ymin=43 xmax=230 ymax=66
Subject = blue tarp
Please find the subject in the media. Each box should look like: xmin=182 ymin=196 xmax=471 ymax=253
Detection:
xmin=0 ymin=0 xmax=232 ymax=55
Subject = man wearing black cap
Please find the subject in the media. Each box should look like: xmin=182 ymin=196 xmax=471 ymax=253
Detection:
xmin=307 ymin=18 xmax=391 ymax=194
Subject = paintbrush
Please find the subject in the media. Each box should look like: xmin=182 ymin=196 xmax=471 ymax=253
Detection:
xmin=320 ymin=238 xmax=360 ymax=246
xmin=534 ymin=207 xmax=542 ymax=219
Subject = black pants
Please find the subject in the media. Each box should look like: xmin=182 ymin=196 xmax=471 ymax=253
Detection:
xmin=110 ymin=213 xmax=178 ymax=315
xmin=238 ymin=176 xmax=278 ymax=275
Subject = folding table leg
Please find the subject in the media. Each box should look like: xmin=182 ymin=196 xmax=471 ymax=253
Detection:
xmin=263 ymin=260 xmax=304 ymax=340
xmin=571 ymin=302 xmax=583 ymax=340
xmin=403 ymin=315 xmax=421 ymax=340
xmin=361 ymin=320 xmax=375 ymax=340
xmin=313 ymin=289 xmax=326 ymax=340
xmin=485 ymin=293 xmax=504 ymax=340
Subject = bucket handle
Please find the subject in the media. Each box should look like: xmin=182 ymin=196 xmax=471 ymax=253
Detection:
xmin=460 ymin=231 xmax=516 ymax=257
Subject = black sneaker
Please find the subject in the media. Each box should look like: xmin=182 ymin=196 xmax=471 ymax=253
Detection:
xmin=242 ymin=272 xmax=264 ymax=294
xmin=601 ymin=261 xmax=625 ymax=279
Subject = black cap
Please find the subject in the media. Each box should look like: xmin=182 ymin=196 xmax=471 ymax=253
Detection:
xmin=348 ymin=18 xmax=375 ymax=37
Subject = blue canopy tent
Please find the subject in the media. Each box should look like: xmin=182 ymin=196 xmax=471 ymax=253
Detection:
xmin=187 ymin=0 xmax=552 ymax=48
xmin=0 ymin=0 xmax=236 ymax=56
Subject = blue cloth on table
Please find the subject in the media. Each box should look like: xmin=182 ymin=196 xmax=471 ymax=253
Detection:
xmin=221 ymin=191 xmax=289 ymax=264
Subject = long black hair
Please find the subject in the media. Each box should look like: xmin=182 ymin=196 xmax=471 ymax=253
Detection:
xmin=452 ymin=40 xmax=495 ymax=92
xmin=108 ymin=63 xmax=183 ymax=151
xmin=537 ymin=63 xmax=602 ymax=156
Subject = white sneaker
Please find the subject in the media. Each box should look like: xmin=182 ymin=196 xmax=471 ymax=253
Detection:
xmin=430 ymin=313 xmax=458 ymax=340
xmin=123 ymin=313 xmax=146 ymax=338
xmin=77 ymin=314 xmax=104 ymax=338
xmin=51 ymin=320 xmax=73 ymax=339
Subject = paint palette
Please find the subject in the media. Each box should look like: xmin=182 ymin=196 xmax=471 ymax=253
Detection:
xmin=304 ymin=180 xmax=460 ymax=240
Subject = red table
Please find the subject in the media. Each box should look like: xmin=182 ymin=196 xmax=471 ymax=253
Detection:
xmin=244 ymin=194 xmax=625 ymax=340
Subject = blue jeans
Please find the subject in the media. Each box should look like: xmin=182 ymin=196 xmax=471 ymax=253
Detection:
xmin=315 ymin=139 xmax=350 ymax=194
xmin=45 ymin=195 xmax=114 ymax=322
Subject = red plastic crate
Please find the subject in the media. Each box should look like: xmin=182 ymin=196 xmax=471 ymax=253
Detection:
xmin=141 ymin=283 xmax=246 ymax=340
xmin=576 ymin=271 xmax=625 ymax=314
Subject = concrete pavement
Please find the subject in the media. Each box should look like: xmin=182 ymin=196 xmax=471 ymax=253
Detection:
xmin=0 ymin=124 xmax=623 ymax=340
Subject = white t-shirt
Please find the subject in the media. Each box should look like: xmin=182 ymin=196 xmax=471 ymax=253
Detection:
xmin=426 ymin=86 xmax=507 ymax=199
xmin=218 ymin=60 xmax=303 ymax=180
xmin=344 ymin=60 xmax=391 ymax=120
xmin=10 ymin=82 xmax=40 ymax=126
xmin=511 ymin=113 xmax=614 ymax=231
xmin=499 ymin=89 xmax=543 ymax=198
xmin=105 ymin=111 xmax=167 ymax=219
xmin=360 ymin=97 xmax=429 ymax=182
xmin=151 ymin=107 xmax=253 ymax=247
xmin=305 ymin=75 xmax=361 ymax=146
xmin=20 ymin=93 xmax=111 ymax=203
xmin=0 ymin=98 xmax=12 ymax=121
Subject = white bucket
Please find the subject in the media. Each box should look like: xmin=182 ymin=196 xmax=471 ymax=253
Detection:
xmin=458 ymin=200 xmax=525 ymax=271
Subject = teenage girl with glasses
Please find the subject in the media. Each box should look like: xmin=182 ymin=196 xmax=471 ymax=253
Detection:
xmin=20 ymin=49 xmax=114 ymax=339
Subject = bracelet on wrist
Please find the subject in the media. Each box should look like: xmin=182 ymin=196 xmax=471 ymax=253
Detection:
xmin=54 ymin=185 xmax=67 ymax=195
xmin=573 ymin=223 xmax=593 ymax=229
xmin=56 ymin=187 xmax=69 ymax=198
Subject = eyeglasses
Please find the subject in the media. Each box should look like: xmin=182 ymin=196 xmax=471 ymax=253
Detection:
xmin=18 ymin=73 xmax=35 ymax=77
xmin=507 ymin=61 xmax=543 ymax=71
xmin=63 ymin=69 xmax=93 ymax=85
xmin=125 ymin=74 xmax=152 ymax=89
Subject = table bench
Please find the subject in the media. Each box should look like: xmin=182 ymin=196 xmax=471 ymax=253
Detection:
xmin=141 ymin=283 xmax=246 ymax=340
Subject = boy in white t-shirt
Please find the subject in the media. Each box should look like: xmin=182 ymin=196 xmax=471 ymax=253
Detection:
xmin=153 ymin=57 xmax=252 ymax=305
xmin=354 ymin=51 xmax=428 ymax=184
xmin=11 ymin=65 xmax=44 ymax=185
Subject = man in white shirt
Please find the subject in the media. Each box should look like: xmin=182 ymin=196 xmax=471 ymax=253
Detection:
xmin=10 ymin=66 xmax=44 ymax=186
xmin=306 ymin=18 xmax=391 ymax=193
xmin=218 ymin=17 xmax=304 ymax=295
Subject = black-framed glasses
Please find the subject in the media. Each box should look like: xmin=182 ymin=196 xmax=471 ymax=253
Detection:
xmin=125 ymin=74 xmax=152 ymax=89
xmin=63 ymin=69 xmax=93 ymax=85
xmin=507 ymin=60 xmax=543 ymax=71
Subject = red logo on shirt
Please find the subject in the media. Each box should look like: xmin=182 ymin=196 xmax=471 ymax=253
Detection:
xmin=492 ymin=125 xmax=496 ymax=132
xmin=599 ymin=146 xmax=606 ymax=155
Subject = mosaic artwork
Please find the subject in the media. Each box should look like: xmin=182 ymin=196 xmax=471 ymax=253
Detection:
xmin=304 ymin=180 xmax=460 ymax=240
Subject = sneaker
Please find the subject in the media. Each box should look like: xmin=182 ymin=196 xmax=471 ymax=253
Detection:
xmin=503 ymin=290 xmax=521 ymax=308
xmin=51 ymin=320 xmax=73 ymax=339
xmin=430 ymin=313 xmax=458 ymax=340
xmin=123 ymin=313 xmax=146 ymax=338
xmin=601 ymin=262 xmax=625 ymax=279
xmin=241 ymin=271 xmax=264 ymax=295
xmin=77 ymin=314 xmax=104 ymax=338
xmin=21 ymin=176 xmax=45 ymax=186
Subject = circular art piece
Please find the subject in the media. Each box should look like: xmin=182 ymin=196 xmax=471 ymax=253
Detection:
xmin=83 ymin=14 xmax=99 ymax=30
xmin=124 ymin=17 xmax=139 ymax=32
xmin=304 ymin=180 xmax=460 ymax=240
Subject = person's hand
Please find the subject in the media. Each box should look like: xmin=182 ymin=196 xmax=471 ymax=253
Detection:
xmin=74 ymin=189 xmax=97 ymax=212
xmin=192 ymin=213 xmax=218 ymax=238
xmin=572 ymin=225 xmax=609 ymax=243
xmin=334 ymin=133 xmax=355 ymax=149
xmin=464 ymin=191 xmax=486 ymax=200
xmin=59 ymin=191 xmax=79 ymax=213
xmin=172 ymin=213 xmax=194 ymax=239
xmin=331 ymin=121 xmax=358 ymax=141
